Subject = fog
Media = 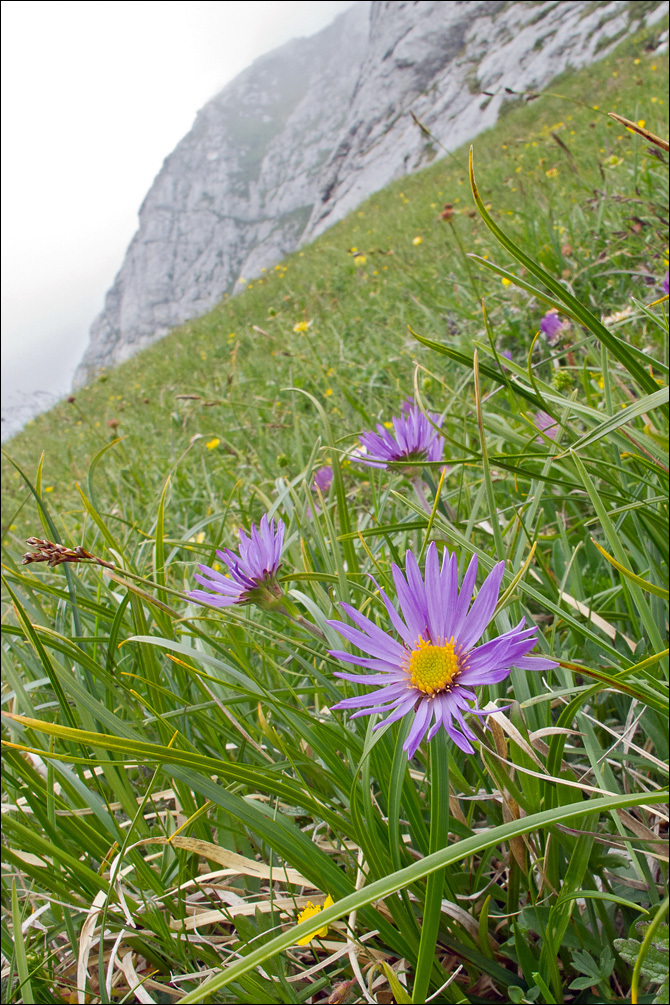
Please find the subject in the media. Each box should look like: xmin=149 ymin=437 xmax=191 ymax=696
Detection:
xmin=1 ymin=0 xmax=359 ymax=439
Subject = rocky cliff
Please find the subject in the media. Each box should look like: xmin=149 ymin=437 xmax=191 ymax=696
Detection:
xmin=74 ymin=0 xmax=668 ymax=385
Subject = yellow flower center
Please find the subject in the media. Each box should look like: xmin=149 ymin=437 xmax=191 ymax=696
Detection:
xmin=407 ymin=637 xmax=462 ymax=695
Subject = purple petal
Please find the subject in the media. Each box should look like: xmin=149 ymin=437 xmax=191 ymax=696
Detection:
xmin=392 ymin=563 xmax=427 ymax=641
xmin=333 ymin=670 xmax=406 ymax=685
xmin=368 ymin=575 xmax=416 ymax=647
xmin=329 ymin=652 xmax=402 ymax=673
xmin=444 ymin=723 xmax=475 ymax=754
xmin=513 ymin=655 xmax=559 ymax=672
xmin=373 ymin=693 xmax=420 ymax=730
xmin=403 ymin=699 xmax=433 ymax=759
xmin=328 ymin=609 xmax=405 ymax=663
xmin=331 ymin=682 xmax=409 ymax=710
xmin=458 ymin=561 xmax=505 ymax=650
xmin=188 ymin=589 xmax=237 ymax=608
xmin=451 ymin=554 xmax=478 ymax=640
xmin=424 ymin=543 xmax=446 ymax=642
xmin=458 ymin=665 xmax=512 ymax=686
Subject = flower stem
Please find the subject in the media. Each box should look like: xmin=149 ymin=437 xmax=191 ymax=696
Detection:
xmin=285 ymin=611 xmax=327 ymax=644
xmin=413 ymin=730 xmax=451 ymax=1003
xmin=411 ymin=477 xmax=433 ymax=516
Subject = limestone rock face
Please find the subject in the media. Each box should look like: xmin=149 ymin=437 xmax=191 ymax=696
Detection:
xmin=74 ymin=0 xmax=666 ymax=385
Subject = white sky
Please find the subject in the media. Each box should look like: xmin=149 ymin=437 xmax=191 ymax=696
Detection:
xmin=1 ymin=0 xmax=359 ymax=437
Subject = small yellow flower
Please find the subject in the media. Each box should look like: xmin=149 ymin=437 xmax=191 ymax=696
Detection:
xmin=353 ymin=254 xmax=367 ymax=265
xmin=189 ymin=532 xmax=206 ymax=544
xmin=545 ymin=167 xmax=559 ymax=178
xmin=637 ymin=119 xmax=646 ymax=128
xmin=501 ymin=277 xmax=512 ymax=287
xmin=383 ymin=421 xmax=394 ymax=429
xmin=206 ymin=438 xmax=220 ymax=450
xmin=44 ymin=486 xmax=54 ymax=492
xmin=293 ymin=320 xmax=312 ymax=333
xmin=325 ymin=388 xmax=333 ymax=397
xmin=295 ymin=895 xmax=334 ymax=946
xmin=634 ymin=58 xmax=641 ymax=65
xmin=412 ymin=236 xmax=423 ymax=245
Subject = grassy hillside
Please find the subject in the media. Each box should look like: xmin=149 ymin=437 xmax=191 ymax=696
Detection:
xmin=2 ymin=27 xmax=668 ymax=519
xmin=2 ymin=21 xmax=668 ymax=1005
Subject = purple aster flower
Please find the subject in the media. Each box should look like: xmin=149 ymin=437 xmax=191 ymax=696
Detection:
xmin=539 ymin=310 xmax=564 ymax=345
xmin=354 ymin=405 xmax=444 ymax=470
xmin=189 ymin=514 xmax=285 ymax=610
xmin=662 ymin=271 xmax=669 ymax=296
xmin=500 ymin=349 xmax=513 ymax=369
xmin=313 ymin=466 xmax=333 ymax=493
xmin=535 ymin=410 xmax=558 ymax=441
xmin=400 ymin=397 xmax=415 ymax=416
xmin=329 ymin=545 xmax=557 ymax=759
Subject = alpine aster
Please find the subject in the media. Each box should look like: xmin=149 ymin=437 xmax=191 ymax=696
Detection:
xmin=189 ymin=514 xmax=285 ymax=609
xmin=329 ymin=545 xmax=556 ymax=759
xmin=354 ymin=404 xmax=444 ymax=470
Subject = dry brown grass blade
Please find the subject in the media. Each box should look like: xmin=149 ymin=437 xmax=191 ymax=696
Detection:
xmin=608 ymin=112 xmax=669 ymax=151
xmin=149 ymin=835 xmax=313 ymax=887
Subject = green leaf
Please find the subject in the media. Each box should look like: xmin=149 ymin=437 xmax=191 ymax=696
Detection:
xmin=381 ymin=962 xmax=413 ymax=1005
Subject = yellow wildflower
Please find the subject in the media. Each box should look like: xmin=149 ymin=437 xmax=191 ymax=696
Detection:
xmin=295 ymin=895 xmax=334 ymax=946
xmin=206 ymin=438 xmax=220 ymax=450
xmin=545 ymin=167 xmax=559 ymax=178
xmin=412 ymin=236 xmax=423 ymax=245
xmin=293 ymin=320 xmax=312 ymax=333
xmin=501 ymin=277 xmax=512 ymax=287
xmin=637 ymin=119 xmax=646 ymax=128
xmin=353 ymin=254 xmax=367 ymax=265
xmin=44 ymin=486 xmax=54 ymax=493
